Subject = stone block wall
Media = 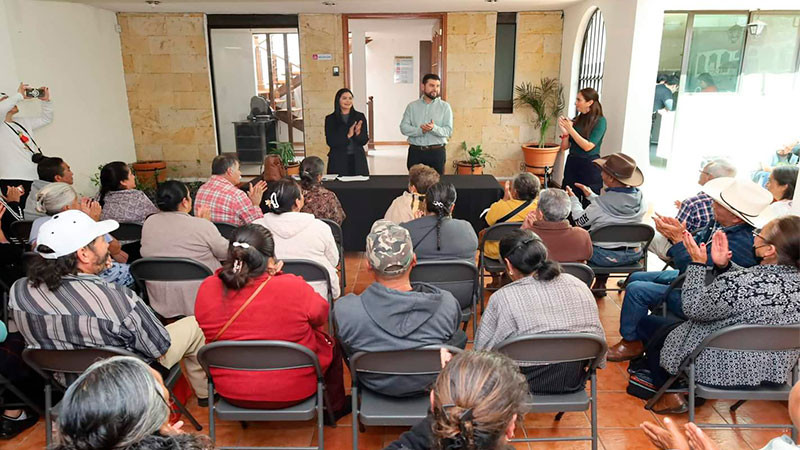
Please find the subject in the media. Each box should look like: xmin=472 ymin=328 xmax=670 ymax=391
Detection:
xmin=118 ymin=13 xmax=216 ymax=178
xmin=446 ymin=11 xmax=563 ymax=176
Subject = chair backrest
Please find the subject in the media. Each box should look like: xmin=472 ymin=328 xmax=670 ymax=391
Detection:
xmin=479 ymin=222 xmax=522 ymax=254
xmin=349 ymin=345 xmax=463 ymax=386
xmin=281 ymin=259 xmax=333 ymax=300
xmin=319 ymin=218 xmax=343 ymax=247
xmin=494 ymin=333 xmax=608 ymax=372
xmin=22 ymin=346 xmax=136 ymax=383
xmin=213 ymin=222 xmax=237 ymax=240
xmin=588 ymin=223 xmax=655 ymax=248
xmin=198 ymin=340 xmax=323 ymax=380
xmin=698 ymin=324 xmax=800 ymax=354
xmin=410 ymin=260 xmax=478 ymax=311
xmin=560 ymin=263 xmax=595 ymax=287
xmin=129 ymin=257 xmax=213 ymax=299
xmin=109 ymin=222 xmax=143 ymax=241
xmin=10 ymin=220 xmax=33 ymax=245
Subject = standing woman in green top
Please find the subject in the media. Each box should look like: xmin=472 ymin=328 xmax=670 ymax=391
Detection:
xmin=559 ymin=87 xmax=607 ymax=205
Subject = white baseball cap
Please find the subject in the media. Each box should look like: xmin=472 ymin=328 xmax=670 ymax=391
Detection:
xmin=36 ymin=210 xmax=119 ymax=260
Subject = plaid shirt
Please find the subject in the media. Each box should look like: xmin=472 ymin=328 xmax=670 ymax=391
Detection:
xmin=194 ymin=175 xmax=263 ymax=226
xmin=676 ymin=192 xmax=714 ymax=233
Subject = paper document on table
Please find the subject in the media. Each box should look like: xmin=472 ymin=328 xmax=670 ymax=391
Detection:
xmin=337 ymin=176 xmax=370 ymax=182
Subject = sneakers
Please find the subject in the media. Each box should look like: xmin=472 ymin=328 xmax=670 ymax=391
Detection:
xmin=0 ymin=411 xmax=39 ymax=440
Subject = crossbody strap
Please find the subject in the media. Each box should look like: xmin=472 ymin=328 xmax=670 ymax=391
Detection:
xmin=495 ymin=199 xmax=533 ymax=224
xmin=210 ymin=275 xmax=272 ymax=343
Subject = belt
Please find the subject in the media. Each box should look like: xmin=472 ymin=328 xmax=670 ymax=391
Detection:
xmin=410 ymin=144 xmax=445 ymax=151
xmin=603 ymin=246 xmax=642 ymax=252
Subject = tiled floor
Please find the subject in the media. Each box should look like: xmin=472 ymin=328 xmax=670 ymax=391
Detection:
xmin=2 ymin=253 xmax=792 ymax=449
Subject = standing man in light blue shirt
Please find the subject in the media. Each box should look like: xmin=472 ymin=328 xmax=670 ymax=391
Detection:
xmin=400 ymin=74 xmax=453 ymax=175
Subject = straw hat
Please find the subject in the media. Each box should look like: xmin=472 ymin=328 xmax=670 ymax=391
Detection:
xmin=592 ymin=153 xmax=644 ymax=187
xmin=701 ymin=177 xmax=774 ymax=227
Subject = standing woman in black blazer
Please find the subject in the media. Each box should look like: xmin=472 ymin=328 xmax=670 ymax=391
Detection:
xmin=325 ymin=88 xmax=369 ymax=176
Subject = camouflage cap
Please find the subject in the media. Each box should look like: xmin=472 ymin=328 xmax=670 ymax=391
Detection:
xmin=366 ymin=220 xmax=414 ymax=275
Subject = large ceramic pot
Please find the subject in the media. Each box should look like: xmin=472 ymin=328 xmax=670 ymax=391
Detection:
xmin=285 ymin=161 xmax=301 ymax=176
xmin=521 ymin=143 xmax=560 ymax=185
xmin=131 ymin=160 xmax=167 ymax=189
xmin=455 ymin=161 xmax=484 ymax=175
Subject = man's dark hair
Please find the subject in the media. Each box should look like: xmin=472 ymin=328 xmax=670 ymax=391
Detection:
xmin=27 ymin=246 xmax=80 ymax=291
xmin=656 ymin=74 xmax=668 ymax=84
xmin=666 ymin=75 xmax=679 ymax=86
xmin=37 ymin=157 xmax=65 ymax=182
xmin=211 ymin=154 xmax=239 ymax=176
xmin=422 ymin=73 xmax=441 ymax=85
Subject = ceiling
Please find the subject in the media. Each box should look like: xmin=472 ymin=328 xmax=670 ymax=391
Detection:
xmin=51 ymin=0 xmax=582 ymax=14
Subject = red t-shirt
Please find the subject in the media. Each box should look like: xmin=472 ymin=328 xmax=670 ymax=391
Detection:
xmin=194 ymin=271 xmax=333 ymax=403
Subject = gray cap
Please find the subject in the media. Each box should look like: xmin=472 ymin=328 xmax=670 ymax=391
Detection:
xmin=366 ymin=220 xmax=414 ymax=275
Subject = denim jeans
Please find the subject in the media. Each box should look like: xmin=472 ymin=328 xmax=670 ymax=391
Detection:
xmin=619 ymin=270 xmax=685 ymax=341
xmin=590 ymin=246 xmax=643 ymax=267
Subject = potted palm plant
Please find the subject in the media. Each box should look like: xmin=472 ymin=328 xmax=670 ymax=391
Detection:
xmin=454 ymin=141 xmax=494 ymax=175
xmin=269 ymin=141 xmax=300 ymax=176
xmin=514 ymin=78 xmax=565 ymax=181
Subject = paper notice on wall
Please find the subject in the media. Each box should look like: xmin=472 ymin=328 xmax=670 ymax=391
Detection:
xmin=394 ymin=56 xmax=414 ymax=84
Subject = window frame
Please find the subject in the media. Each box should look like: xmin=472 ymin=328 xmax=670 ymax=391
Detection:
xmin=577 ymin=8 xmax=607 ymax=96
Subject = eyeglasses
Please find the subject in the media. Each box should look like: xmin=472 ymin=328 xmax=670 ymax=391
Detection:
xmin=752 ymin=228 xmax=767 ymax=241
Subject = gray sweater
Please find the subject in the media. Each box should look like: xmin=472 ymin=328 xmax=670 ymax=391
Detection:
xmin=401 ymin=215 xmax=478 ymax=262
xmin=570 ymin=187 xmax=646 ymax=249
xmin=334 ymin=282 xmax=463 ymax=397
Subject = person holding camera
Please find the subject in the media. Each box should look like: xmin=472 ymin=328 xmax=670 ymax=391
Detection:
xmin=0 ymin=82 xmax=53 ymax=207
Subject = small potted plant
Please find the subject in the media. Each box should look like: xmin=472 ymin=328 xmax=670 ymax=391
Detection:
xmin=514 ymin=78 xmax=565 ymax=180
xmin=454 ymin=141 xmax=494 ymax=175
xmin=269 ymin=141 xmax=300 ymax=176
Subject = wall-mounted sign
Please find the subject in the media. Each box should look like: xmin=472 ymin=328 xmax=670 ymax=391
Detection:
xmin=394 ymin=56 xmax=413 ymax=84
xmin=313 ymin=53 xmax=333 ymax=61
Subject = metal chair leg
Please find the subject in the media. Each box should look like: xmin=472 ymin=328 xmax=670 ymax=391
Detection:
xmin=729 ymin=400 xmax=746 ymax=412
xmin=351 ymin=387 xmax=359 ymax=450
xmin=208 ymin=381 xmax=215 ymax=446
xmin=318 ymin=382 xmax=325 ymax=450
xmin=591 ymin=371 xmax=598 ymax=450
xmin=45 ymin=383 xmax=52 ymax=448
xmin=554 ymin=412 xmax=565 ymax=421
xmin=165 ymin=365 xmax=202 ymax=431
xmin=688 ymin=364 xmax=696 ymax=423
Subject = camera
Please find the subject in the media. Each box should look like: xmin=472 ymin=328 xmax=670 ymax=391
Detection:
xmin=24 ymin=87 xmax=45 ymax=98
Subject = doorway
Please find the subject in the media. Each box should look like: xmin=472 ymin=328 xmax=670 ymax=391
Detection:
xmin=343 ymin=14 xmax=447 ymax=175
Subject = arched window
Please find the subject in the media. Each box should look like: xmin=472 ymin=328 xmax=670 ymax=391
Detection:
xmin=578 ymin=9 xmax=607 ymax=95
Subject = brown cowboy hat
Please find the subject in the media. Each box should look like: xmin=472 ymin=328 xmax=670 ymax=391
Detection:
xmin=593 ymin=153 xmax=644 ymax=187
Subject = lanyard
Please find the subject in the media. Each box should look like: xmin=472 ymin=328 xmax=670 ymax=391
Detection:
xmin=0 ymin=196 xmax=23 ymax=221
xmin=5 ymin=122 xmax=41 ymax=156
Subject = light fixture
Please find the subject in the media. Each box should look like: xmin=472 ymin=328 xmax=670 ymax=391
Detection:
xmin=322 ymin=1 xmax=336 ymax=5
xmin=146 ymin=0 xmax=160 ymax=6
xmin=485 ymin=0 xmax=498 ymax=2
xmin=746 ymin=20 xmax=767 ymax=36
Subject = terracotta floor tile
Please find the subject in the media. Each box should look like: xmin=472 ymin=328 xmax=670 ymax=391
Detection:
xmin=595 ymin=392 xmax=657 ymax=428
xmin=313 ymin=423 xmax=384 ymax=449
xmin=712 ymin=399 xmax=791 ymax=426
xmin=598 ymin=428 xmax=655 ymax=449
xmin=237 ymin=421 xmax=315 ymax=447
xmin=523 ymin=411 xmax=590 ymax=429
xmin=652 ymin=399 xmax=728 ymax=426
xmin=701 ymin=429 xmax=761 ymax=450
xmin=740 ymin=429 xmax=794 ymax=449
xmin=595 ymin=363 xmax=630 ymax=392
xmin=381 ymin=426 xmax=412 ymax=446
xmin=519 ymin=427 xmax=598 ymax=449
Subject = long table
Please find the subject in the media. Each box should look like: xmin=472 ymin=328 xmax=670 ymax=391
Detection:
xmin=323 ymin=175 xmax=504 ymax=251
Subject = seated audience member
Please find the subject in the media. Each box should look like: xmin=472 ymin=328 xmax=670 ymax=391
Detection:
xmin=475 ymin=229 xmax=605 ymax=394
xmin=762 ymin=165 xmax=798 ymax=220
xmin=384 ymin=350 xmax=529 ymax=450
xmin=29 ymin=182 xmax=133 ymax=287
xmin=384 ymin=163 xmax=440 ymax=224
xmin=194 ymin=154 xmax=266 ymax=226
xmin=608 ymin=178 xmax=773 ymax=361
xmin=23 ymin=156 xmax=73 ymax=220
xmin=253 ymin=177 xmax=341 ymax=298
xmin=641 ymin=380 xmax=800 ymax=450
xmin=753 ymin=142 xmax=799 ymax=187
xmin=53 ymin=356 xmax=212 ymax=450
xmin=194 ymin=225 xmax=349 ymax=421
xmin=484 ymin=172 xmax=541 ymax=260
xmin=568 ymin=153 xmax=646 ymax=295
xmin=334 ymin=220 xmax=465 ymax=397
xmin=0 ymin=319 xmax=43 ymax=439
xmin=0 ymin=185 xmax=23 ymax=238
xmin=140 ymin=180 xmax=228 ymax=318
xmin=401 ymin=182 xmax=478 ymax=261
xmin=633 ymin=216 xmax=800 ymax=414
xmin=97 ymin=161 xmax=158 ymax=224
xmin=650 ymin=158 xmax=736 ymax=261
xmin=522 ymin=188 xmax=592 ymax=263
xmin=9 ymin=210 xmax=210 ymax=403
xmin=299 ymin=156 xmax=346 ymax=226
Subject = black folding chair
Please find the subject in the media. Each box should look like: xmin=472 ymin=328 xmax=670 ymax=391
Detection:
xmin=478 ymin=222 xmax=522 ymax=310
xmin=199 ymin=340 xmax=333 ymax=450
xmin=129 ymin=257 xmax=213 ymax=305
xmin=410 ymin=260 xmax=479 ymax=339
xmin=9 ymin=220 xmax=33 ymax=248
xmin=109 ymin=222 xmax=143 ymax=242
xmin=560 ymin=263 xmax=595 ymax=288
xmin=350 ymin=345 xmax=463 ymax=450
xmin=23 ymin=346 xmax=203 ymax=447
xmin=494 ymin=333 xmax=607 ymax=450
xmin=320 ymin=218 xmax=345 ymax=294
xmin=588 ymin=224 xmax=655 ymax=292
xmin=645 ymin=324 xmax=800 ymax=441
xmin=214 ymin=222 xmax=237 ymax=240
xmin=282 ymin=259 xmax=335 ymax=332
